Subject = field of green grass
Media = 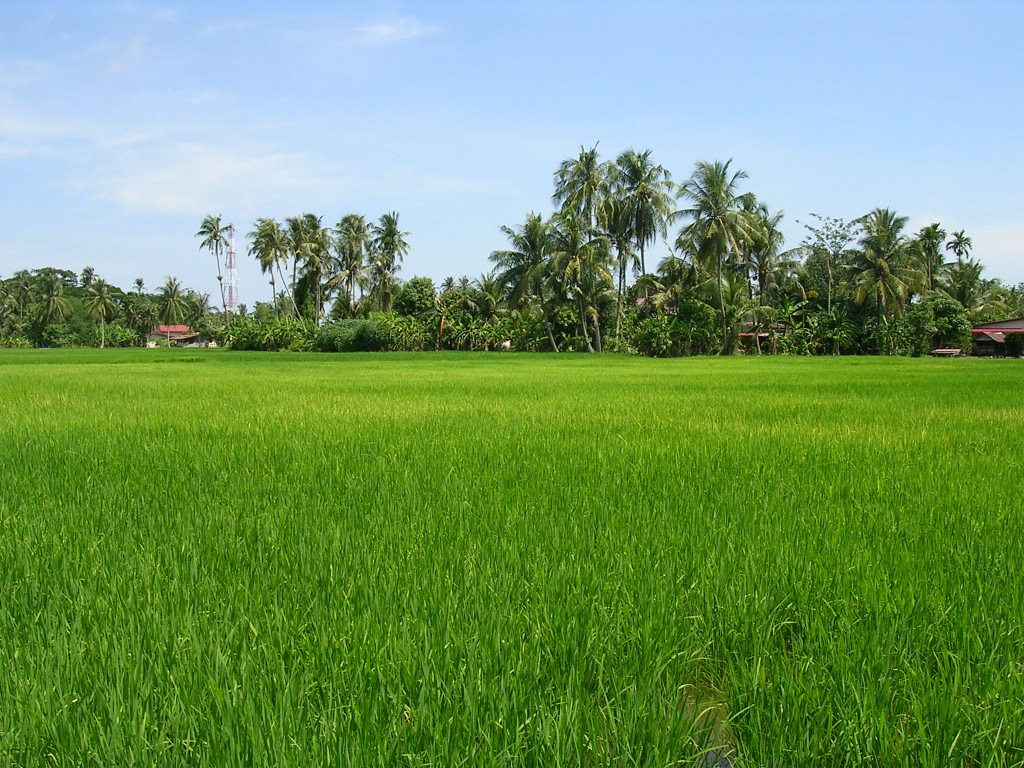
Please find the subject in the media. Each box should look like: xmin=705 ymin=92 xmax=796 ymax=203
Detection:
xmin=1 ymin=350 xmax=1021 ymax=767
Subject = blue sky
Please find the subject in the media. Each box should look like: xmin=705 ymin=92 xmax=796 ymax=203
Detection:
xmin=2 ymin=0 xmax=1022 ymax=304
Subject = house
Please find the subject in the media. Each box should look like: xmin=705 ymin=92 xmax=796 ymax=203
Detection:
xmin=971 ymin=318 xmax=1024 ymax=357
xmin=151 ymin=324 xmax=209 ymax=347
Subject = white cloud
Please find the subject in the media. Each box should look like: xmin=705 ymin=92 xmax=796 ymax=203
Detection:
xmin=352 ymin=16 xmax=437 ymax=46
xmin=199 ymin=19 xmax=261 ymax=37
xmin=82 ymin=141 xmax=344 ymax=216
xmin=0 ymin=57 xmax=52 ymax=87
xmin=108 ymin=35 xmax=147 ymax=73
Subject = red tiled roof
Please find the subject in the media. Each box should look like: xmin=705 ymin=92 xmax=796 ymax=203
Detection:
xmin=156 ymin=325 xmax=190 ymax=334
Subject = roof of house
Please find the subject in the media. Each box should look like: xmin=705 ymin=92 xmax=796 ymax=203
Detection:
xmin=156 ymin=324 xmax=190 ymax=334
xmin=976 ymin=331 xmax=1006 ymax=343
xmin=972 ymin=318 xmax=1024 ymax=332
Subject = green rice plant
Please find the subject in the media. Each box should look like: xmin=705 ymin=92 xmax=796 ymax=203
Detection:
xmin=0 ymin=351 xmax=1021 ymax=766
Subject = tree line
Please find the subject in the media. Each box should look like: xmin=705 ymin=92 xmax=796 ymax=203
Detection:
xmin=2 ymin=147 xmax=1022 ymax=354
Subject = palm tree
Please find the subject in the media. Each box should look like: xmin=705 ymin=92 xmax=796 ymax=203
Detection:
xmin=333 ymin=214 xmax=370 ymax=310
xmin=285 ymin=214 xmax=332 ymax=322
xmin=248 ymin=217 xmax=291 ymax=317
xmin=368 ymin=212 xmax=410 ymax=313
xmin=612 ymin=148 xmax=675 ymax=277
xmin=186 ymin=291 xmax=212 ymax=326
xmin=0 ymin=287 xmax=18 ymax=330
xmin=13 ymin=271 xmax=34 ymax=321
xmin=553 ymin=144 xmax=607 ymax=228
xmin=597 ymin=196 xmax=635 ymax=339
xmin=196 ymin=214 xmax=230 ymax=325
xmin=39 ymin=274 xmax=71 ymax=326
xmin=85 ymin=280 xmax=118 ymax=348
xmin=850 ymin=208 xmax=922 ymax=319
xmin=743 ymin=203 xmax=798 ymax=306
xmin=490 ymin=212 xmax=561 ymax=351
xmin=472 ymin=271 xmax=504 ymax=325
xmin=132 ymin=277 xmax=146 ymax=296
xmin=549 ymin=210 xmax=613 ymax=352
xmin=122 ymin=294 xmax=158 ymax=345
xmin=914 ymin=223 xmax=948 ymax=292
xmin=675 ymin=159 xmax=757 ymax=351
xmin=158 ymin=277 xmax=188 ymax=342
xmin=940 ymin=258 xmax=1008 ymax=321
xmin=945 ymin=229 xmax=973 ymax=266
xmin=79 ymin=266 xmax=96 ymax=289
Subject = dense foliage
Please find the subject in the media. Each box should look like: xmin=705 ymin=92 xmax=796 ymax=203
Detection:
xmin=3 ymin=149 xmax=1023 ymax=354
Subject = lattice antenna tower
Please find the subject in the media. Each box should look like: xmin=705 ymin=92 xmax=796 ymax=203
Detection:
xmin=225 ymin=223 xmax=239 ymax=313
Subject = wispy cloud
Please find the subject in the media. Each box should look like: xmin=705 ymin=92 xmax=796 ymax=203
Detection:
xmin=352 ymin=16 xmax=437 ymax=46
xmin=0 ymin=108 xmax=86 ymax=157
xmin=199 ymin=19 xmax=262 ymax=37
xmin=115 ymin=1 xmax=180 ymax=24
xmin=0 ymin=57 xmax=52 ymax=87
xmin=82 ymin=141 xmax=342 ymax=216
xmin=108 ymin=34 xmax=147 ymax=73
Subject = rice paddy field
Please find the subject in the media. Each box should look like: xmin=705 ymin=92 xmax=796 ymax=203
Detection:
xmin=0 ymin=350 xmax=1021 ymax=767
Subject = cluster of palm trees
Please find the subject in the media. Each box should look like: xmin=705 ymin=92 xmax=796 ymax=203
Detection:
xmin=0 ymin=268 xmax=216 ymax=348
xmin=486 ymin=146 xmax=1018 ymax=354
xmin=3 ymin=144 xmax=1021 ymax=353
xmin=198 ymin=211 xmax=410 ymax=325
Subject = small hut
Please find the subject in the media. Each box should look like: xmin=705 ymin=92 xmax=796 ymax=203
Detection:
xmin=971 ymin=318 xmax=1024 ymax=357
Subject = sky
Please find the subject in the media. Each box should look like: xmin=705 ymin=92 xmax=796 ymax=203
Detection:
xmin=2 ymin=0 xmax=1022 ymax=306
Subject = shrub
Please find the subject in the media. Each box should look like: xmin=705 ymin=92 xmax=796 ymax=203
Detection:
xmin=314 ymin=319 xmax=391 ymax=352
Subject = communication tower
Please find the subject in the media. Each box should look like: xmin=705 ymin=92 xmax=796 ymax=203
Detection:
xmin=225 ymin=223 xmax=239 ymax=313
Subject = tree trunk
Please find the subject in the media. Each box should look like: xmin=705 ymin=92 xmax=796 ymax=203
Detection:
xmin=616 ymin=247 xmax=626 ymax=341
xmin=215 ymin=244 xmax=228 ymax=326
xmin=826 ymin=253 xmax=833 ymax=314
xmin=580 ymin=299 xmax=595 ymax=353
xmin=539 ymin=301 xmax=559 ymax=352
xmin=718 ymin=256 xmax=728 ymax=355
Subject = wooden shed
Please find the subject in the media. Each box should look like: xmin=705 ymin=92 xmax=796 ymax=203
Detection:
xmin=971 ymin=318 xmax=1024 ymax=356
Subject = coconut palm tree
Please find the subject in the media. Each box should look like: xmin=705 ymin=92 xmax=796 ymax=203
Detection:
xmin=612 ymin=148 xmax=675 ymax=277
xmin=11 ymin=271 xmax=34 ymax=323
xmin=85 ymin=280 xmax=117 ymax=348
xmin=79 ymin=266 xmax=96 ymax=289
xmin=549 ymin=210 xmax=613 ymax=352
xmin=333 ymin=214 xmax=370 ymax=309
xmin=285 ymin=214 xmax=332 ymax=322
xmin=914 ymin=223 xmax=948 ymax=292
xmin=553 ymin=144 xmax=607 ymax=228
xmin=158 ymin=277 xmax=188 ymax=342
xmin=940 ymin=258 xmax=1009 ymax=321
xmin=675 ymin=159 xmax=757 ymax=351
xmin=196 ymin=214 xmax=230 ymax=324
xmin=743 ymin=203 xmax=798 ymax=306
xmin=850 ymin=208 xmax=923 ymax=319
xmin=248 ymin=217 xmax=291 ymax=317
xmin=490 ymin=212 xmax=561 ymax=351
xmin=38 ymin=274 xmax=71 ymax=326
xmin=122 ymin=294 xmax=158 ymax=345
xmin=472 ymin=271 xmax=504 ymax=325
xmin=368 ymin=212 xmax=410 ymax=313
xmin=597 ymin=196 xmax=635 ymax=339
